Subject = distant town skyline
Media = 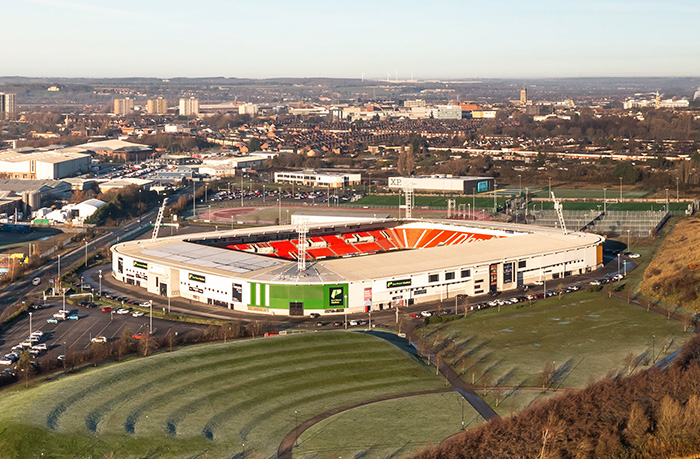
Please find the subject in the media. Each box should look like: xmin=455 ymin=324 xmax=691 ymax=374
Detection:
xmin=4 ymin=0 xmax=700 ymax=79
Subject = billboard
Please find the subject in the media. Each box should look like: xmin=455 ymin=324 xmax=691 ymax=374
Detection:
xmin=329 ymin=286 xmax=344 ymax=307
xmin=387 ymin=279 xmax=411 ymax=288
xmin=477 ymin=181 xmax=489 ymax=192
xmin=503 ymin=262 xmax=513 ymax=284
xmin=489 ymin=263 xmax=498 ymax=293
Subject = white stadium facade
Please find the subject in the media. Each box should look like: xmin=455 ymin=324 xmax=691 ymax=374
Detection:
xmin=111 ymin=219 xmax=604 ymax=316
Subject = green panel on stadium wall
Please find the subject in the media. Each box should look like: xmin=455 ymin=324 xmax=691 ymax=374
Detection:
xmin=250 ymin=283 xmax=348 ymax=310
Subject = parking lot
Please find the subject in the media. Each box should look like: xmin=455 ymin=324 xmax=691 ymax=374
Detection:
xmin=0 ymin=300 xmax=206 ymax=370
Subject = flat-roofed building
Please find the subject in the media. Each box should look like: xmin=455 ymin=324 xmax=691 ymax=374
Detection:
xmin=274 ymin=170 xmax=361 ymax=188
xmin=388 ymin=175 xmax=494 ymax=194
xmin=147 ymin=97 xmax=168 ymax=115
xmin=113 ymin=98 xmax=134 ymax=115
xmin=0 ymin=93 xmax=16 ymax=119
xmin=0 ymin=148 xmax=91 ymax=179
xmin=179 ymin=97 xmax=199 ymax=116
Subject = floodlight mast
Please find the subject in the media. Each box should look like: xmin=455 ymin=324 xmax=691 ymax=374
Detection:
xmin=403 ymin=184 xmax=414 ymax=219
xmin=296 ymin=218 xmax=309 ymax=273
xmin=151 ymin=198 xmax=169 ymax=242
xmin=551 ymin=192 xmax=567 ymax=235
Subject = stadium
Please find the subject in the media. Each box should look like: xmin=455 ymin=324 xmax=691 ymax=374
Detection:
xmin=110 ymin=218 xmax=605 ymax=316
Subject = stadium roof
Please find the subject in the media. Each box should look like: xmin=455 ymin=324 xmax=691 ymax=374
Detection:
xmin=113 ymin=219 xmax=604 ymax=284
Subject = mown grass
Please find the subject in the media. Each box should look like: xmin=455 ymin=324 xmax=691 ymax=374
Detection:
xmin=417 ymin=290 xmax=692 ymax=394
xmin=528 ymin=201 xmax=687 ymax=211
xmin=295 ymin=391 xmax=482 ymax=459
xmin=0 ymin=332 xmax=444 ymax=459
xmin=535 ymin=189 xmax=653 ymax=200
xmin=349 ymin=194 xmax=508 ymax=208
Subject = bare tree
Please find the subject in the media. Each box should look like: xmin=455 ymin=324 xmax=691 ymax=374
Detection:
xmin=623 ymin=352 xmax=637 ymax=375
xmin=538 ymin=361 xmax=556 ymax=391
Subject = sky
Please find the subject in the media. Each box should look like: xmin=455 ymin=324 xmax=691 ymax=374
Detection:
xmin=2 ymin=0 xmax=700 ymax=79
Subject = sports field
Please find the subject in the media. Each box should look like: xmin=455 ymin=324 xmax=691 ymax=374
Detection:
xmin=0 ymin=332 xmax=447 ymax=458
xmin=418 ymin=291 xmax=691 ymax=396
xmin=542 ymin=189 xmax=653 ymax=200
xmin=528 ymin=201 xmax=688 ymax=212
xmin=349 ymin=194 xmax=509 ymax=208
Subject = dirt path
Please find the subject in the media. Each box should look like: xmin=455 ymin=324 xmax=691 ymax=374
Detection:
xmin=276 ymin=389 xmax=453 ymax=459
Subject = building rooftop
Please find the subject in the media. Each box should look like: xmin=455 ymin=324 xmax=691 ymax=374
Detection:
xmin=0 ymin=149 xmax=90 ymax=163
xmin=76 ymin=139 xmax=152 ymax=152
xmin=112 ymin=219 xmax=604 ymax=284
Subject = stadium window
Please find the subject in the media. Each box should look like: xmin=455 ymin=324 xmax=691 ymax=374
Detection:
xmin=429 ymin=274 xmax=439 ymax=283
xmin=445 ymin=272 xmax=455 ymax=280
xmin=461 ymin=269 xmax=471 ymax=278
xmin=518 ymin=260 xmax=526 ymax=268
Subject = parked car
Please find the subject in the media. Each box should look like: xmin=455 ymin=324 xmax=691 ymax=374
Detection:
xmin=132 ymin=333 xmax=145 ymax=340
xmin=91 ymin=336 xmax=107 ymax=343
xmin=67 ymin=314 xmax=79 ymax=320
xmin=132 ymin=311 xmax=144 ymax=318
xmin=589 ymin=280 xmax=602 ymax=286
xmin=309 ymin=313 xmax=320 ymax=319
xmin=349 ymin=320 xmax=358 ymax=326
xmin=420 ymin=311 xmax=433 ymax=317
xmin=139 ymin=301 xmax=151 ymax=307
xmin=52 ymin=312 xmax=66 ymax=319
xmin=47 ymin=317 xmax=59 ymax=324
xmin=116 ymin=308 xmax=130 ymax=315
xmin=101 ymin=306 xmax=113 ymax=313
xmin=32 ymin=277 xmax=41 ymax=286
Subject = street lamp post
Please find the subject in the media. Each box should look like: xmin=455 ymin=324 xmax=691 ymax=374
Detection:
xmin=85 ymin=240 xmax=88 ymax=267
xmin=29 ymin=311 xmax=32 ymax=337
xmin=80 ymin=276 xmax=84 ymax=293
xmin=603 ymin=188 xmax=607 ymax=213
xmin=149 ymin=300 xmax=153 ymax=333
xmin=619 ymin=176 xmax=623 ymax=202
xmin=676 ymin=176 xmax=680 ymax=202
xmin=57 ymin=254 xmax=61 ymax=293
xmin=617 ymin=253 xmax=620 ymax=274
xmin=344 ymin=294 xmax=348 ymax=330
xmin=627 ymin=230 xmax=631 ymax=250
xmin=518 ymin=174 xmax=522 ymax=197
xmin=294 ymin=410 xmax=299 ymax=447
xmin=98 ymin=270 xmax=102 ymax=296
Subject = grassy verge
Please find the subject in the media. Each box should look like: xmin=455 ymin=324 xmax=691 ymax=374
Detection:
xmin=417 ymin=290 xmax=692 ymax=391
xmin=0 ymin=331 xmax=444 ymax=458
xmin=295 ymin=391 xmax=482 ymax=458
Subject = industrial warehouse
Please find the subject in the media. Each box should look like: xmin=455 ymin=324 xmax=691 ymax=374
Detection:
xmin=110 ymin=217 xmax=604 ymax=316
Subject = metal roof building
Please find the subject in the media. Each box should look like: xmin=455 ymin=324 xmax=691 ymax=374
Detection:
xmin=111 ymin=218 xmax=604 ymax=317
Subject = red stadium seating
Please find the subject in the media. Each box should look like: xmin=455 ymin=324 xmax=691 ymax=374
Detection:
xmin=224 ymin=225 xmax=502 ymax=261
